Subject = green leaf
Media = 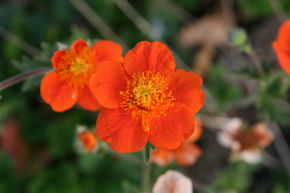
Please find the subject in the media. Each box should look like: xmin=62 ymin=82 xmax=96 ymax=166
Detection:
xmin=207 ymin=65 xmax=242 ymax=112
xmin=21 ymin=76 xmax=42 ymax=92
xmin=12 ymin=42 xmax=55 ymax=72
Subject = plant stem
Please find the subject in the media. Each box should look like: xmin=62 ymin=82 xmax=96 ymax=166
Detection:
xmin=142 ymin=161 xmax=151 ymax=193
xmin=70 ymin=0 xmax=128 ymax=50
xmin=267 ymin=0 xmax=288 ymax=22
xmin=0 ymin=26 xmax=40 ymax=56
xmin=0 ymin=68 xmax=52 ymax=92
xmin=270 ymin=122 xmax=290 ymax=175
xmin=250 ymin=52 xmax=265 ymax=77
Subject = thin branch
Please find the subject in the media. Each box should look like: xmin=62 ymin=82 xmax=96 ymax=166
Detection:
xmin=114 ymin=0 xmax=156 ymax=41
xmin=0 ymin=26 xmax=40 ymax=56
xmin=159 ymin=0 xmax=196 ymax=22
xmin=113 ymin=0 xmax=188 ymax=68
xmin=220 ymin=0 xmax=236 ymax=26
xmin=270 ymin=97 xmax=290 ymax=115
xmin=267 ymin=0 xmax=288 ymax=22
xmin=270 ymin=122 xmax=290 ymax=175
xmin=0 ymin=68 xmax=52 ymax=92
xmin=249 ymin=52 xmax=265 ymax=77
xmin=261 ymin=151 xmax=283 ymax=171
xmin=70 ymin=0 xmax=128 ymax=50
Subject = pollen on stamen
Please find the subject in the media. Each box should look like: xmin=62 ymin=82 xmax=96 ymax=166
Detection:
xmin=58 ymin=55 xmax=94 ymax=88
xmin=119 ymin=71 xmax=176 ymax=128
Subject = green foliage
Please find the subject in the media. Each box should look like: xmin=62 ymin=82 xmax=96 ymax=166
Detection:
xmin=12 ymin=42 xmax=54 ymax=72
xmin=256 ymin=72 xmax=290 ymax=124
xmin=272 ymin=183 xmax=290 ymax=193
xmin=209 ymin=161 xmax=259 ymax=193
xmin=27 ymin=164 xmax=81 ymax=193
xmin=0 ymin=152 xmax=20 ymax=193
xmin=207 ymin=65 xmax=242 ymax=112
xmin=47 ymin=119 xmax=75 ymax=158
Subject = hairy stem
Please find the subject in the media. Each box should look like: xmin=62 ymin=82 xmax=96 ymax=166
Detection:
xmin=142 ymin=160 xmax=151 ymax=193
xmin=0 ymin=68 xmax=52 ymax=92
xmin=0 ymin=26 xmax=40 ymax=56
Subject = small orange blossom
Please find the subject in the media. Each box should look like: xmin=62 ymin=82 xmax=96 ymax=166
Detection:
xmin=78 ymin=130 xmax=98 ymax=152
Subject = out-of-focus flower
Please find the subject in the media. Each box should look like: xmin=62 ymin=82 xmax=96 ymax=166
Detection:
xmin=75 ymin=125 xmax=98 ymax=153
xmin=89 ymin=41 xmax=204 ymax=153
xmin=0 ymin=118 xmax=28 ymax=171
xmin=41 ymin=39 xmax=123 ymax=112
xmin=78 ymin=131 xmax=98 ymax=152
xmin=152 ymin=170 xmax=193 ymax=193
xmin=272 ymin=20 xmax=290 ymax=74
xmin=218 ymin=118 xmax=274 ymax=163
xmin=151 ymin=119 xmax=203 ymax=166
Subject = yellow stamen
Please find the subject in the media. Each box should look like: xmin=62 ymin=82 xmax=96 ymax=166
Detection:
xmin=120 ymin=71 xmax=175 ymax=131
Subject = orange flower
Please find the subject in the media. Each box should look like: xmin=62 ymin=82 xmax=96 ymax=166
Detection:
xmin=218 ymin=118 xmax=274 ymax=163
xmin=89 ymin=41 xmax=205 ymax=153
xmin=40 ymin=39 xmax=123 ymax=112
xmin=78 ymin=130 xmax=98 ymax=152
xmin=151 ymin=119 xmax=203 ymax=166
xmin=152 ymin=170 xmax=193 ymax=193
xmin=272 ymin=20 xmax=290 ymax=74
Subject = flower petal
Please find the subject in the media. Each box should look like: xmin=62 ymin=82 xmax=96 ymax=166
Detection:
xmin=40 ymin=72 xmax=78 ymax=112
xmin=152 ymin=170 xmax=193 ymax=193
xmin=51 ymin=50 xmax=70 ymax=70
xmin=169 ymin=69 xmax=205 ymax=114
xmin=96 ymin=108 xmax=149 ymax=153
xmin=124 ymin=41 xmax=175 ymax=75
xmin=77 ymin=85 xmax=101 ymax=111
xmin=92 ymin=40 xmax=123 ymax=62
xmin=252 ymin=123 xmax=274 ymax=148
xmin=272 ymin=41 xmax=290 ymax=74
xmin=187 ymin=118 xmax=203 ymax=143
xmin=71 ymin=39 xmax=89 ymax=55
xmin=218 ymin=118 xmax=243 ymax=149
xmin=151 ymin=149 xmax=174 ymax=166
xmin=239 ymin=149 xmax=261 ymax=164
xmin=147 ymin=103 xmax=195 ymax=149
xmin=89 ymin=61 xmax=128 ymax=108
xmin=174 ymin=143 xmax=202 ymax=166
xmin=276 ymin=20 xmax=290 ymax=54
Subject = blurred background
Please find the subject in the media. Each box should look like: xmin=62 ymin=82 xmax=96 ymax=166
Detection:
xmin=0 ymin=0 xmax=290 ymax=193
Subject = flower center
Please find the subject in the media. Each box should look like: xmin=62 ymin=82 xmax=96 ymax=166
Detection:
xmin=233 ymin=129 xmax=264 ymax=151
xmin=120 ymin=71 xmax=175 ymax=126
xmin=59 ymin=55 xmax=94 ymax=88
xmin=71 ymin=58 xmax=89 ymax=74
